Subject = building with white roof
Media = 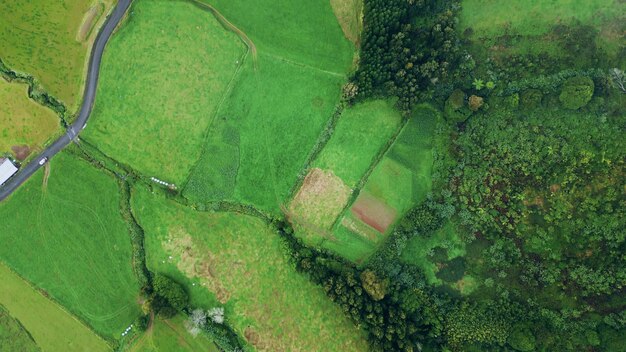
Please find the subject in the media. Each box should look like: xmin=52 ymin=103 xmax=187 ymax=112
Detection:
xmin=0 ymin=158 xmax=18 ymax=186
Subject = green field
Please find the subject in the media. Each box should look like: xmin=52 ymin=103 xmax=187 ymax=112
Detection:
xmin=0 ymin=0 xmax=113 ymax=109
xmin=132 ymin=186 xmax=369 ymax=351
xmin=183 ymin=54 xmax=347 ymax=212
xmin=202 ymin=0 xmax=354 ymax=73
xmin=0 ymin=304 xmax=39 ymax=352
xmin=0 ymin=79 xmax=61 ymax=159
xmin=129 ymin=315 xmax=218 ymax=352
xmin=314 ymin=99 xmax=402 ymax=187
xmin=85 ymin=0 xmax=245 ymax=185
xmin=0 ymin=152 xmax=140 ymax=338
xmin=0 ymin=263 xmax=110 ymax=352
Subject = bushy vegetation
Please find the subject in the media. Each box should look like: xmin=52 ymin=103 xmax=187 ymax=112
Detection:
xmin=353 ymin=0 xmax=467 ymax=112
xmin=0 ymin=304 xmax=39 ymax=352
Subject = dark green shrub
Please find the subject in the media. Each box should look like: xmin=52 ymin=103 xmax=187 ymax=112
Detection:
xmin=445 ymin=89 xmax=471 ymax=123
xmin=520 ymin=89 xmax=543 ymax=110
xmin=559 ymin=76 xmax=594 ymax=109
xmin=508 ymin=325 xmax=536 ymax=351
xmin=152 ymin=274 xmax=189 ymax=313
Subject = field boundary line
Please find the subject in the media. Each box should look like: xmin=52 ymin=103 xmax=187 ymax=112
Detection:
xmin=181 ymin=0 xmax=253 ymax=192
xmin=261 ymin=51 xmax=346 ymax=77
xmin=0 ymin=260 xmax=114 ymax=349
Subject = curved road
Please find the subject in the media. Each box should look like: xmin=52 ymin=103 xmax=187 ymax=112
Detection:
xmin=0 ymin=0 xmax=131 ymax=202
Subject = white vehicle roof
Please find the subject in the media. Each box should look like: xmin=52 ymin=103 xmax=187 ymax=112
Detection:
xmin=0 ymin=159 xmax=18 ymax=185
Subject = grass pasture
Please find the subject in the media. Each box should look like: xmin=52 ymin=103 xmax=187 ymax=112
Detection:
xmin=0 ymin=152 xmax=140 ymax=338
xmin=0 ymin=78 xmax=62 ymax=160
xmin=201 ymin=0 xmax=354 ymax=73
xmin=0 ymin=263 xmax=110 ymax=352
xmin=0 ymin=304 xmax=39 ymax=352
xmin=133 ymin=186 xmax=369 ymax=351
xmin=129 ymin=315 xmax=218 ymax=352
xmin=184 ymin=55 xmax=346 ymax=213
xmin=85 ymin=0 xmax=245 ymax=185
xmin=0 ymin=0 xmax=113 ymax=109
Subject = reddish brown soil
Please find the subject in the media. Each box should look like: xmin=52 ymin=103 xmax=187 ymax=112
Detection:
xmin=11 ymin=145 xmax=31 ymax=161
xmin=351 ymin=192 xmax=397 ymax=233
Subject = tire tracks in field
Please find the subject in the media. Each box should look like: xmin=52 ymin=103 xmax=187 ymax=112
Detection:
xmin=190 ymin=0 xmax=257 ymax=69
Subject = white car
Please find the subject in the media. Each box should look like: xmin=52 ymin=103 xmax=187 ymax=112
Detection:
xmin=39 ymin=157 xmax=48 ymax=166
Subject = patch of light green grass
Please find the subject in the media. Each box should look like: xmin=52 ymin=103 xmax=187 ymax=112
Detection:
xmin=129 ymin=315 xmax=218 ymax=352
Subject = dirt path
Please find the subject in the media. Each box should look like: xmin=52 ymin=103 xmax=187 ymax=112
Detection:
xmin=190 ymin=0 xmax=258 ymax=69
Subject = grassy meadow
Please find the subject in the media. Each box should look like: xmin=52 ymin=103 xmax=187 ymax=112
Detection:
xmin=0 ymin=263 xmax=111 ymax=352
xmin=0 ymin=0 xmax=113 ymax=109
xmin=132 ymin=186 xmax=369 ymax=351
xmin=0 ymin=304 xmax=39 ymax=352
xmin=85 ymin=0 xmax=245 ymax=185
xmin=184 ymin=54 xmax=347 ymax=213
xmin=202 ymin=0 xmax=354 ymax=73
xmin=128 ymin=315 xmax=218 ymax=352
xmin=0 ymin=78 xmax=61 ymax=159
xmin=0 ymin=152 xmax=140 ymax=338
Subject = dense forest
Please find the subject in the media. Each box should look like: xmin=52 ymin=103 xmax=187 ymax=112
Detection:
xmin=285 ymin=0 xmax=626 ymax=351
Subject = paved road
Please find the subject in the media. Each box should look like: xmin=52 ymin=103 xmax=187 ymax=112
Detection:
xmin=0 ymin=0 xmax=131 ymax=202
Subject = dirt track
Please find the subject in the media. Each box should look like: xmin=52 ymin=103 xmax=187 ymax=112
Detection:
xmin=190 ymin=0 xmax=258 ymax=69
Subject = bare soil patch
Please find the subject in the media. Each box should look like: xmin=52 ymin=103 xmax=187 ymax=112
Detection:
xmin=289 ymin=168 xmax=351 ymax=231
xmin=351 ymin=192 xmax=397 ymax=233
xmin=11 ymin=145 xmax=31 ymax=161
